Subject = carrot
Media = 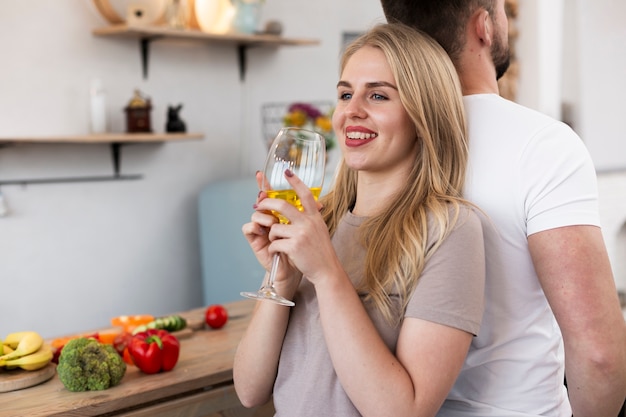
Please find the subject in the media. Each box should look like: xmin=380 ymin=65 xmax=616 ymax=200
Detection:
xmin=97 ymin=330 xmax=121 ymax=345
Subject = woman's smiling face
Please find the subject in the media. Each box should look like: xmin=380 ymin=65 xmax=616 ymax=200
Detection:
xmin=333 ymin=45 xmax=418 ymax=176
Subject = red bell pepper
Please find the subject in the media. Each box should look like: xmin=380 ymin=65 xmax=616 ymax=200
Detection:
xmin=127 ymin=329 xmax=180 ymax=374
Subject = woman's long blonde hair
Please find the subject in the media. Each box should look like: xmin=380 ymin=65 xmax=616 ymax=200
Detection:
xmin=320 ymin=23 xmax=470 ymax=325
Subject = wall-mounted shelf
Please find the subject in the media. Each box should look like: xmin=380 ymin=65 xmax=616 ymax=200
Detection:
xmin=92 ymin=25 xmax=320 ymax=80
xmin=0 ymin=133 xmax=202 ymax=186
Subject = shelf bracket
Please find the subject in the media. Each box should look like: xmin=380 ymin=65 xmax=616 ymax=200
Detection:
xmin=238 ymin=44 xmax=247 ymax=82
xmin=111 ymin=142 xmax=122 ymax=176
xmin=140 ymin=36 xmax=164 ymax=79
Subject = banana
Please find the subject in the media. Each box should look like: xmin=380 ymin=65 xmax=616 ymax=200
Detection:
xmin=3 ymin=331 xmax=41 ymax=349
xmin=0 ymin=331 xmax=44 ymax=361
xmin=2 ymin=344 xmax=53 ymax=371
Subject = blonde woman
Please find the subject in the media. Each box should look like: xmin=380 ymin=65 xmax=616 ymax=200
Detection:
xmin=234 ymin=23 xmax=489 ymax=417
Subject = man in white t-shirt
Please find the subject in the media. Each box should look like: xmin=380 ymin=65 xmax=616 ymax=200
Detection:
xmin=381 ymin=0 xmax=626 ymax=416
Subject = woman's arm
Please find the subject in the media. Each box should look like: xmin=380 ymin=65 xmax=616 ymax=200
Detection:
xmin=233 ymin=181 xmax=303 ymax=407
xmin=315 ymin=271 xmax=474 ymax=417
xmin=233 ymin=288 xmax=292 ymax=407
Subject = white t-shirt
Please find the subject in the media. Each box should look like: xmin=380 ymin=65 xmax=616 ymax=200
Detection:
xmin=438 ymin=94 xmax=601 ymax=417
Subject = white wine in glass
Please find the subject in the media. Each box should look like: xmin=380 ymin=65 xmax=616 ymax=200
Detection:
xmin=241 ymin=127 xmax=326 ymax=306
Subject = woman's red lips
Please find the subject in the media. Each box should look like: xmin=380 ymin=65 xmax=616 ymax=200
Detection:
xmin=344 ymin=127 xmax=378 ymax=147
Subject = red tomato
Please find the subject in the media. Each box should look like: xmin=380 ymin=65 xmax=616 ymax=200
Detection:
xmin=205 ymin=305 xmax=228 ymax=329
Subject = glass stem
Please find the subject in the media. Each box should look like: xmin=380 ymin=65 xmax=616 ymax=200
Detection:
xmin=268 ymin=253 xmax=280 ymax=290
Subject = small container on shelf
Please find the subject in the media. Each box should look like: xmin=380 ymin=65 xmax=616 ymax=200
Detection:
xmin=124 ymin=89 xmax=152 ymax=133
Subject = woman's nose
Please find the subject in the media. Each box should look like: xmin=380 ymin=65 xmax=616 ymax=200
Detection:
xmin=344 ymin=97 xmax=366 ymax=119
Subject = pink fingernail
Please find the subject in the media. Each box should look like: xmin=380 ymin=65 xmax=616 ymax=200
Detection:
xmin=253 ymin=203 xmax=258 ymax=209
xmin=285 ymin=169 xmax=294 ymax=177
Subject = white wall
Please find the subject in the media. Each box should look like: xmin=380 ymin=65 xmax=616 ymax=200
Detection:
xmin=1 ymin=0 xmax=624 ymax=339
xmin=516 ymin=0 xmax=626 ymax=174
xmin=573 ymin=0 xmax=626 ymax=172
xmin=516 ymin=0 xmax=565 ymax=120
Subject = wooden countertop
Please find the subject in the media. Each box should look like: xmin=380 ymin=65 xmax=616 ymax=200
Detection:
xmin=0 ymin=300 xmax=259 ymax=417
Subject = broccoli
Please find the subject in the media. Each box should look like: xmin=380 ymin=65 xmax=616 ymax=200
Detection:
xmin=57 ymin=337 xmax=126 ymax=392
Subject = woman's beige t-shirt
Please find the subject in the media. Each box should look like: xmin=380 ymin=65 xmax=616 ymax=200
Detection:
xmin=272 ymin=207 xmax=486 ymax=416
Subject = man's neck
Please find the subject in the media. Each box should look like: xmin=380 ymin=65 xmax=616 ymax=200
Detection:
xmin=457 ymin=58 xmax=501 ymax=96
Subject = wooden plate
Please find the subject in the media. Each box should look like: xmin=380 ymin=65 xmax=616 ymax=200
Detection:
xmin=93 ymin=0 xmax=124 ymax=24
xmin=0 ymin=363 xmax=56 ymax=393
xmin=92 ymin=0 xmax=167 ymax=25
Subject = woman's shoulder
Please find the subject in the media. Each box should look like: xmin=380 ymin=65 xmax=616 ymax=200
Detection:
xmin=423 ymin=201 xmax=486 ymax=249
xmin=448 ymin=202 xmax=488 ymax=237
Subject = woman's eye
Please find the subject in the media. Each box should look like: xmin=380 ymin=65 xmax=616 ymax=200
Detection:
xmin=371 ymin=93 xmax=387 ymax=100
xmin=339 ymin=92 xmax=352 ymax=100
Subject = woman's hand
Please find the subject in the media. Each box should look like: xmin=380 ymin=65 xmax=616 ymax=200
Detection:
xmin=241 ymin=173 xmax=275 ymax=270
xmin=241 ymin=198 xmax=277 ymax=272
xmin=242 ymin=172 xmax=301 ymax=291
xmin=254 ymin=170 xmax=341 ymax=284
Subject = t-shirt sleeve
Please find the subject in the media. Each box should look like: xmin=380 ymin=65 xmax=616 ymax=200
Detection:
xmin=521 ymin=122 xmax=601 ymax=236
xmin=405 ymin=208 xmax=486 ymax=336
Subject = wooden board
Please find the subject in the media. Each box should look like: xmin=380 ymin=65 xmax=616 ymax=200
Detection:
xmin=183 ymin=317 xmax=205 ymax=331
xmin=171 ymin=327 xmax=194 ymax=340
xmin=0 ymin=363 xmax=56 ymax=393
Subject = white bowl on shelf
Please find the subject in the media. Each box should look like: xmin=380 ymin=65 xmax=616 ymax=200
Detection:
xmin=193 ymin=0 xmax=235 ymax=34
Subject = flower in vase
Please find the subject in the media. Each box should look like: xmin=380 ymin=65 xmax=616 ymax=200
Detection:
xmin=283 ymin=102 xmax=335 ymax=151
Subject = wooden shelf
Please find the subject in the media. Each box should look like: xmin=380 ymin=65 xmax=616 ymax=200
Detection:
xmin=92 ymin=24 xmax=319 ymax=47
xmin=0 ymin=133 xmax=203 ymax=186
xmin=0 ymin=132 xmax=203 ymax=145
xmin=92 ymin=24 xmax=320 ymax=80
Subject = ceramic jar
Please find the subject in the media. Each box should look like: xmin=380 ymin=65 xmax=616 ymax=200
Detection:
xmin=231 ymin=0 xmax=262 ymax=34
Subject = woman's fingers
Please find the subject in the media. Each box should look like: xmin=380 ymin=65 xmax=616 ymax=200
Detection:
xmin=283 ymin=169 xmax=319 ymax=213
xmin=252 ymin=169 xmax=321 ymax=230
xmin=255 ymin=170 xmax=266 ymax=191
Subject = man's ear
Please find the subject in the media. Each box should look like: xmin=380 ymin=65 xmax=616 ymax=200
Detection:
xmin=474 ymin=9 xmax=493 ymax=46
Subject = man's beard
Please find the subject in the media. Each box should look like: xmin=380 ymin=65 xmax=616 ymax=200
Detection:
xmin=492 ymin=31 xmax=511 ymax=80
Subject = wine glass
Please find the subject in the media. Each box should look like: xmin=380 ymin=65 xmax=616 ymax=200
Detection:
xmin=241 ymin=127 xmax=326 ymax=306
